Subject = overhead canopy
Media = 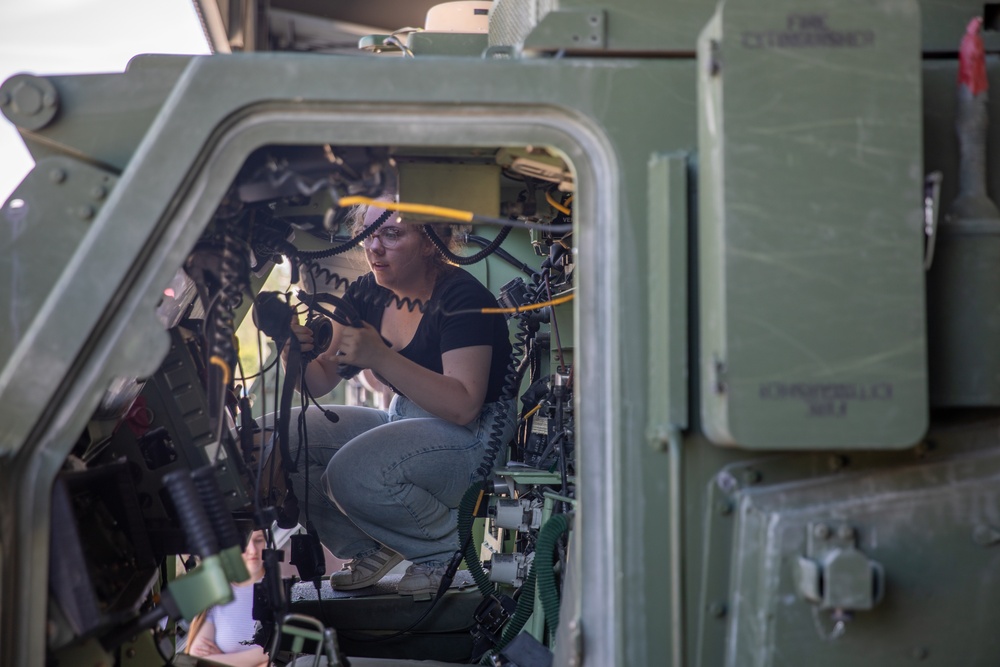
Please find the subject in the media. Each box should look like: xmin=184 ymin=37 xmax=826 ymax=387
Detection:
xmin=193 ymin=0 xmax=445 ymax=53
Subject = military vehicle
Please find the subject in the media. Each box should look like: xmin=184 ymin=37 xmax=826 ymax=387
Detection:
xmin=2 ymin=0 xmax=999 ymax=665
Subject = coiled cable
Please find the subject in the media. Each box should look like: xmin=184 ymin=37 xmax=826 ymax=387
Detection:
xmin=423 ymin=224 xmax=512 ymax=266
xmin=474 ymin=310 xmax=529 ymax=480
xmin=293 ymin=209 xmax=392 ymax=260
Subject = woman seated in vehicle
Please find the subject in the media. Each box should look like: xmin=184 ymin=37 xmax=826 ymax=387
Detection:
xmin=285 ymin=195 xmax=515 ymax=597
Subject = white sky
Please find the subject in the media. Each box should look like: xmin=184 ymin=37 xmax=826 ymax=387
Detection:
xmin=0 ymin=0 xmax=210 ymax=202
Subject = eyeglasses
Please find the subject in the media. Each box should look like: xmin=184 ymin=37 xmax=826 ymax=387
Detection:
xmin=363 ymin=227 xmax=406 ymax=249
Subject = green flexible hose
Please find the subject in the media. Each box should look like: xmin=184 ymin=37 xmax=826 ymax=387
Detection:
xmin=499 ymin=564 xmax=537 ymax=646
xmin=479 ymin=564 xmax=538 ymax=665
xmin=535 ymin=513 xmax=571 ymax=638
xmin=458 ymin=481 xmax=496 ymax=598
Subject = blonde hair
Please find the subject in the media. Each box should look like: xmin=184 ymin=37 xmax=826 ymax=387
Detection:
xmin=350 ymin=201 xmax=464 ymax=268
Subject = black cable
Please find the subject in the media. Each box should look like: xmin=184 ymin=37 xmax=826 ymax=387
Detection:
xmin=238 ymin=355 xmax=280 ymax=382
xmin=545 ymin=273 xmax=567 ymax=374
xmin=293 ymin=208 xmax=392 ymax=260
xmin=254 ymin=218 xmax=516 ymax=321
xmin=298 ymin=259 xmax=567 ymax=323
xmin=469 ymin=215 xmax=570 ymax=233
xmin=101 ymin=606 xmax=167 ymax=653
xmin=302 ymin=381 xmax=341 ymax=423
xmin=555 ymin=401 xmax=570 ymax=515
xmin=423 ymin=224 xmax=513 ymax=266
xmin=474 ymin=317 xmax=526 ymax=480
xmin=253 ymin=329 xmax=268 ymax=518
xmin=269 ymin=354 xmax=281 ymax=492
xmin=467 ymin=235 xmax=535 ymax=276
xmin=500 ymin=168 xmax=528 ymax=183
xmin=294 ymin=279 xmax=345 ymax=426
xmin=298 ymin=381 xmax=310 ymax=528
xmin=335 ymin=532 xmax=473 ymax=644
xmin=152 ymin=627 xmax=177 ymax=666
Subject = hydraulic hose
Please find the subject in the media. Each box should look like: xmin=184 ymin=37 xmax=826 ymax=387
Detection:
xmin=536 ymin=513 xmax=571 ymax=638
xmin=499 ymin=564 xmax=537 ymax=646
xmin=478 ymin=564 xmax=538 ymax=665
xmin=458 ymin=481 xmax=496 ymax=598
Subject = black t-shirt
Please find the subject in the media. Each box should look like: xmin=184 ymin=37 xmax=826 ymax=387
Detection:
xmin=344 ymin=268 xmax=512 ymax=402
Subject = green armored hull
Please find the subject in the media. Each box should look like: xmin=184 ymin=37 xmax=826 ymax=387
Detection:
xmin=2 ymin=1 xmax=999 ymax=665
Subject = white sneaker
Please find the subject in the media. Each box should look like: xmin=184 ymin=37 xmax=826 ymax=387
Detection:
xmin=329 ymin=547 xmax=403 ymax=590
xmin=397 ymin=562 xmax=448 ymax=597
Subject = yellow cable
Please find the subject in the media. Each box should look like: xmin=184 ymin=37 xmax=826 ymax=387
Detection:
xmin=523 ymin=404 xmax=542 ymax=420
xmin=545 ymin=191 xmax=571 ymax=216
xmin=209 ymin=355 xmax=232 ymax=386
xmin=479 ymin=293 xmax=574 ymax=315
xmin=337 ymin=196 xmax=475 ymax=223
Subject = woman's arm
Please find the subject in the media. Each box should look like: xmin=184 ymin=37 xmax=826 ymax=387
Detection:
xmin=338 ymin=323 xmax=491 ymax=425
xmin=198 ymin=646 xmax=269 ymax=667
xmin=186 ymin=620 xmax=221 ymax=657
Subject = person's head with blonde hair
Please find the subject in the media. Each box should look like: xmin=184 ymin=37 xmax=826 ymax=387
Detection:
xmin=350 ymin=196 xmax=463 ymax=276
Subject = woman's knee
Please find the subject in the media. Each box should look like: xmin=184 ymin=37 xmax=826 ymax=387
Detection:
xmin=322 ymin=449 xmax=380 ymax=515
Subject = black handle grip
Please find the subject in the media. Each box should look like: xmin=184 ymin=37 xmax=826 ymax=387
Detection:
xmin=191 ymin=465 xmax=242 ymax=551
xmin=163 ymin=469 xmax=220 ymax=558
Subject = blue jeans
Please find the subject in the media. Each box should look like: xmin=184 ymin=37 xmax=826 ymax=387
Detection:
xmin=283 ymin=395 xmax=515 ymax=564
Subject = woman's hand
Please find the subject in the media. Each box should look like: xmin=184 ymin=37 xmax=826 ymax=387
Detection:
xmin=337 ymin=322 xmax=389 ymax=370
xmin=281 ymin=317 xmax=314 ymax=364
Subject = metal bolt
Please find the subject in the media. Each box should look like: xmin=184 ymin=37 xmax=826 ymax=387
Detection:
xmin=837 ymin=524 xmax=854 ymax=540
xmin=90 ymin=185 xmax=107 ymax=201
xmin=49 ymin=168 xmax=66 ymax=184
xmin=11 ymin=81 xmax=43 ymax=116
xmin=76 ymin=205 xmax=95 ymax=221
xmin=709 ymin=39 xmax=722 ymax=76
xmin=42 ymin=91 xmax=57 ymax=108
xmin=566 ymin=619 xmax=582 ymax=667
xmin=714 ymin=358 xmax=727 ymax=394
xmin=716 ymin=471 xmax=738 ymax=494
xmin=814 ymin=524 xmax=831 ymax=540
xmin=708 ymin=601 xmax=727 ymax=618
